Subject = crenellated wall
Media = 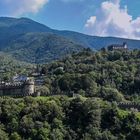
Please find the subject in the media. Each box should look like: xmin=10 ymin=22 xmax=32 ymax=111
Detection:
xmin=118 ymin=102 xmax=140 ymax=111
xmin=0 ymin=79 xmax=35 ymax=97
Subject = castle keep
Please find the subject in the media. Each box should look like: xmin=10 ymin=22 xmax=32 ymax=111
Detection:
xmin=0 ymin=79 xmax=35 ymax=97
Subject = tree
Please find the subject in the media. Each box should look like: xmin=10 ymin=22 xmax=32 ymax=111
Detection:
xmin=101 ymin=87 xmax=124 ymax=102
xmin=10 ymin=132 xmax=21 ymax=140
xmin=0 ymin=125 xmax=9 ymax=140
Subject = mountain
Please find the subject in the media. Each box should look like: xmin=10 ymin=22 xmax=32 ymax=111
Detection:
xmin=3 ymin=32 xmax=83 ymax=63
xmin=0 ymin=17 xmax=52 ymax=48
xmin=0 ymin=17 xmax=84 ymax=63
xmin=56 ymin=31 xmax=140 ymax=50
xmin=0 ymin=17 xmax=140 ymax=63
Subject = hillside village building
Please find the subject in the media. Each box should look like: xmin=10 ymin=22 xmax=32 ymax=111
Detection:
xmin=108 ymin=42 xmax=128 ymax=51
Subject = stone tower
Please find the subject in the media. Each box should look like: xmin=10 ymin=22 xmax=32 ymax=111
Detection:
xmin=24 ymin=79 xmax=35 ymax=95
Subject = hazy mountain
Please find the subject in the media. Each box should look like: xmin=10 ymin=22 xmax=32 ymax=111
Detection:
xmin=3 ymin=32 xmax=83 ymax=63
xmin=0 ymin=17 xmax=52 ymax=48
xmin=0 ymin=17 xmax=84 ymax=63
xmin=0 ymin=17 xmax=140 ymax=63
xmin=55 ymin=30 xmax=140 ymax=50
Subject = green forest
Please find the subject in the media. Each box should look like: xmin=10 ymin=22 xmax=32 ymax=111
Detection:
xmin=0 ymin=96 xmax=140 ymax=140
xmin=0 ymin=48 xmax=140 ymax=139
xmin=39 ymin=48 xmax=140 ymax=102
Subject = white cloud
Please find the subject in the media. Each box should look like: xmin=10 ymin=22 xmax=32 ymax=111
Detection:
xmin=85 ymin=16 xmax=96 ymax=28
xmin=85 ymin=0 xmax=140 ymax=39
xmin=0 ymin=0 xmax=49 ymax=16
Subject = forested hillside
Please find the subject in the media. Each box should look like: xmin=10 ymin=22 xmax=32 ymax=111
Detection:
xmin=0 ymin=49 xmax=140 ymax=139
xmin=40 ymin=49 xmax=140 ymax=102
xmin=3 ymin=32 xmax=83 ymax=63
xmin=0 ymin=52 xmax=33 ymax=81
xmin=0 ymin=96 xmax=140 ymax=140
xmin=0 ymin=17 xmax=84 ymax=63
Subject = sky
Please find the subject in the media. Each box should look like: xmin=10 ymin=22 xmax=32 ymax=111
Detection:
xmin=0 ymin=0 xmax=140 ymax=39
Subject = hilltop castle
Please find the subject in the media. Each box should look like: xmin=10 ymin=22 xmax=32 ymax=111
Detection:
xmin=108 ymin=42 xmax=128 ymax=51
xmin=0 ymin=79 xmax=35 ymax=97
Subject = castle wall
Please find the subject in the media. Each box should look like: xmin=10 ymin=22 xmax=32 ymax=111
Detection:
xmin=0 ymin=80 xmax=35 ymax=97
xmin=23 ymin=80 xmax=35 ymax=96
xmin=118 ymin=102 xmax=140 ymax=111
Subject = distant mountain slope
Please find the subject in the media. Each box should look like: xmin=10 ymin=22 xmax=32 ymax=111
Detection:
xmin=0 ymin=17 xmax=84 ymax=63
xmin=0 ymin=17 xmax=52 ymax=48
xmin=0 ymin=17 xmax=51 ymax=33
xmin=1 ymin=17 xmax=140 ymax=50
xmin=0 ymin=17 xmax=140 ymax=63
xmin=3 ymin=32 xmax=83 ymax=63
xmin=55 ymin=30 xmax=140 ymax=50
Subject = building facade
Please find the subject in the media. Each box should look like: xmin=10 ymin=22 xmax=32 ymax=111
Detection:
xmin=108 ymin=42 xmax=128 ymax=51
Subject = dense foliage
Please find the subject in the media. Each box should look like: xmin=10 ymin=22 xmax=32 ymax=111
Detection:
xmin=40 ymin=49 xmax=140 ymax=102
xmin=0 ymin=96 xmax=140 ymax=140
xmin=0 ymin=52 xmax=33 ymax=81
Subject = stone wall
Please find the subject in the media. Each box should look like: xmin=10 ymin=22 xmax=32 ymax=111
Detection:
xmin=0 ymin=79 xmax=35 ymax=97
xmin=118 ymin=102 xmax=140 ymax=111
